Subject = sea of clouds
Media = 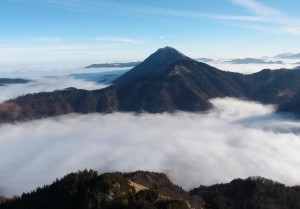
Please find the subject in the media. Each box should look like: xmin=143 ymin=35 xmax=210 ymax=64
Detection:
xmin=0 ymin=98 xmax=300 ymax=197
xmin=0 ymin=63 xmax=129 ymax=102
xmin=207 ymin=58 xmax=300 ymax=74
xmin=0 ymin=76 xmax=108 ymax=103
xmin=0 ymin=60 xmax=300 ymax=197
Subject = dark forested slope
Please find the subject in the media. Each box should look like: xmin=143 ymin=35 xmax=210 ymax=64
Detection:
xmin=1 ymin=171 xmax=300 ymax=209
xmin=191 ymin=177 xmax=300 ymax=209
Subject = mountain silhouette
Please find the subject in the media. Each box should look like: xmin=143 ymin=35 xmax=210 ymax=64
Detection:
xmin=86 ymin=61 xmax=141 ymax=68
xmin=1 ymin=47 xmax=300 ymax=123
xmin=114 ymin=46 xmax=191 ymax=84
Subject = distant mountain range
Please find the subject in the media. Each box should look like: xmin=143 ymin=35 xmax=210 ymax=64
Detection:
xmin=86 ymin=62 xmax=141 ymax=68
xmin=71 ymin=70 xmax=128 ymax=84
xmin=1 ymin=170 xmax=300 ymax=209
xmin=229 ymin=58 xmax=283 ymax=64
xmin=0 ymin=78 xmax=30 ymax=86
xmin=195 ymin=58 xmax=214 ymax=62
xmin=274 ymin=53 xmax=300 ymax=59
xmin=294 ymin=66 xmax=300 ymax=70
xmin=1 ymin=46 xmax=300 ymax=123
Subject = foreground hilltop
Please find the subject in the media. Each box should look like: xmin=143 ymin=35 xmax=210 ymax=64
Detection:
xmin=1 ymin=47 xmax=300 ymax=123
xmin=1 ymin=170 xmax=300 ymax=209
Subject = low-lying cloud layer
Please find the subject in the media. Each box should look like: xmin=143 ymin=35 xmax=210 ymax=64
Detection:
xmin=210 ymin=60 xmax=298 ymax=74
xmin=0 ymin=64 xmax=129 ymax=102
xmin=0 ymin=76 xmax=108 ymax=103
xmin=0 ymin=98 xmax=300 ymax=197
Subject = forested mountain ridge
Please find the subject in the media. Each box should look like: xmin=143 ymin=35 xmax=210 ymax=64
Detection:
xmin=86 ymin=61 xmax=141 ymax=68
xmin=1 ymin=170 xmax=300 ymax=209
xmin=1 ymin=47 xmax=300 ymax=123
xmin=191 ymin=177 xmax=300 ymax=209
xmin=0 ymin=170 xmax=197 ymax=209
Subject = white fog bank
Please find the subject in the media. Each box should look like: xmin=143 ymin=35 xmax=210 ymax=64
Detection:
xmin=0 ymin=98 xmax=300 ymax=197
xmin=0 ymin=76 xmax=108 ymax=103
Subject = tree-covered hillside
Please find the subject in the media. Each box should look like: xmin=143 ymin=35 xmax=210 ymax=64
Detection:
xmin=1 ymin=170 xmax=300 ymax=209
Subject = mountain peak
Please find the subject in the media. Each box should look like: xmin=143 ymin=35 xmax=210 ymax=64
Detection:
xmin=114 ymin=46 xmax=190 ymax=84
xmin=157 ymin=46 xmax=180 ymax=52
xmin=159 ymin=46 xmax=174 ymax=49
xmin=154 ymin=46 xmax=187 ymax=59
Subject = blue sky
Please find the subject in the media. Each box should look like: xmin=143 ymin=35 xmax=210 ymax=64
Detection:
xmin=1 ymin=0 xmax=300 ymax=64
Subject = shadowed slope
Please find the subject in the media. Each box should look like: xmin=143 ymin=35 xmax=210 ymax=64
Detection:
xmin=114 ymin=46 xmax=191 ymax=84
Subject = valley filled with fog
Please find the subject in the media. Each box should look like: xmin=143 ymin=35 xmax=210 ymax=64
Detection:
xmin=0 ymin=64 xmax=128 ymax=102
xmin=208 ymin=58 xmax=299 ymax=74
xmin=1 ymin=98 xmax=300 ymax=197
xmin=2 ymin=0 xmax=300 ymax=208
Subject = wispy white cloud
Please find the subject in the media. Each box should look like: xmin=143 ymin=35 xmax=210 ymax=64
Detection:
xmin=97 ymin=36 xmax=144 ymax=44
xmin=231 ymin=0 xmax=282 ymax=16
xmin=0 ymin=37 xmax=62 ymax=45
xmin=159 ymin=36 xmax=167 ymax=40
xmin=283 ymin=26 xmax=300 ymax=36
xmin=38 ymin=0 xmax=96 ymax=10
xmin=37 ymin=0 xmax=300 ymax=36
xmin=230 ymin=0 xmax=300 ymax=36
xmin=0 ymin=45 xmax=97 ymax=51
xmin=27 ymin=0 xmax=300 ymax=36
xmin=0 ymin=76 xmax=108 ymax=103
xmin=0 ymin=40 xmax=148 ymax=66
xmin=33 ymin=0 xmax=265 ymax=22
xmin=32 ymin=37 xmax=62 ymax=43
xmin=208 ymin=14 xmax=265 ymax=22
xmin=127 ymin=6 xmax=265 ymax=23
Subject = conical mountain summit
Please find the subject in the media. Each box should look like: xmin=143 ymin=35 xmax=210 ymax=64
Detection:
xmin=114 ymin=46 xmax=191 ymax=84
